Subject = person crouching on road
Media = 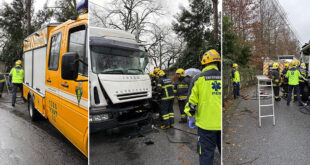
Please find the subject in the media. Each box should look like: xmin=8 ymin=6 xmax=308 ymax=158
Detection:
xmin=174 ymin=68 xmax=191 ymax=123
xmin=232 ymin=63 xmax=240 ymax=99
xmin=184 ymin=49 xmax=221 ymax=165
xmin=281 ymin=63 xmax=289 ymax=98
xmin=156 ymin=70 xmax=175 ymax=130
xmin=9 ymin=60 xmax=24 ymax=107
xmin=270 ymin=63 xmax=281 ymax=101
xmin=286 ymin=60 xmax=303 ymax=106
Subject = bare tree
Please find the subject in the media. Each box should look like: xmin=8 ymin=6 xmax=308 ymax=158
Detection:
xmin=90 ymin=0 xmax=162 ymax=42
xmin=147 ymin=25 xmax=185 ymax=69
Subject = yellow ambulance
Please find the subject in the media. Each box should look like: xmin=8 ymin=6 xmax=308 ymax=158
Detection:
xmin=22 ymin=2 xmax=88 ymax=157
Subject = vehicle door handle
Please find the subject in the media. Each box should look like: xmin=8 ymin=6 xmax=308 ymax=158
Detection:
xmin=47 ymin=79 xmax=51 ymax=83
xmin=61 ymin=83 xmax=69 ymax=88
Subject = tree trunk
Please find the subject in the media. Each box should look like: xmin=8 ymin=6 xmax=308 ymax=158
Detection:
xmin=27 ymin=0 xmax=31 ymax=35
xmin=212 ymin=0 xmax=218 ymax=41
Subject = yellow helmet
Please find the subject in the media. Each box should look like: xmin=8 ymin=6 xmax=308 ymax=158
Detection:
xmin=273 ymin=62 xmax=279 ymax=69
xmin=154 ymin=67 xmax=160 ymax=74
xmin=301 ymin=62 xmax=306 ymax=67
xmin=201 ymin=49 xmax=221 ymax=65
xmin=232 ymin=63 xmax=238 ymax=68
xmin=284 ymin=63 xmax=289 ymax=68
xmin=149 ymin=71 xmax=155 ymax=77
xmin=16 ymin=60 xmax=22 ymax=65
xmin=157 ymin=70 xmax=165 ymax=77
xmin=176 ymin=68 xmax=185 ymax=76
xmin=291 ymin=60 xmax=298 ymax=67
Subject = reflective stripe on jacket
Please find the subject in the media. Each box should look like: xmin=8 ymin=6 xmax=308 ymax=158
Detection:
xmin=299 ymin=68 xmax=307 ymax=83
xmin=270 ymin=69 xmax=280 ymax=86
xmin=184 ymin=65 xmax=221 ymax=130
xmin=174 ymin=76 xmax=191 ymax=100
xmin=156 ymin=76 xmax=174 ymax=100
xmin=286 ymin=67 xmax=301 ymax=86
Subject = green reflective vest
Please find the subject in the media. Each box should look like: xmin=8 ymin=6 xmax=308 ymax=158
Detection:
xmin=286 ymin=67 xmax=300 ymax=86
xmin=10 ymin=65 xmax=24 ymax=84
xmin=232 ymin=69 xmax=240 ymax=82
xmin=184 ymin=65 xmax=221 ymax=131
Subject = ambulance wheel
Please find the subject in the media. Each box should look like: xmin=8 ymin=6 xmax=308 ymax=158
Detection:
xmin=28 ymin=96 xmax=40 ymax=121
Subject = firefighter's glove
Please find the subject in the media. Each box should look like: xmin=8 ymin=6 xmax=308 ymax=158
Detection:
xmin=188 ymin=117 xmax=196 ymax=129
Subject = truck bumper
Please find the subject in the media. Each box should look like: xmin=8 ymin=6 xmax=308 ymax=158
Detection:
xmin=89 ymin=103 xmax=151 ymax=132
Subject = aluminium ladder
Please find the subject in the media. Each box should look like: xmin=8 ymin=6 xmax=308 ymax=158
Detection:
xmin=256 ymin=75 xmax=275 ymax=127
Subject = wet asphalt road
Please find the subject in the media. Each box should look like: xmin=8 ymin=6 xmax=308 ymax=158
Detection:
xmin=0 ymin=93 xmax=87 ymax=165
xmin=90 ymin=101 xmax=221 ymax=165
xmin=223 ymin=86 xmax=310 ymax=165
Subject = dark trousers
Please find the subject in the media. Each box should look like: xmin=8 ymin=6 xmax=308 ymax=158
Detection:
xmin=293 ymin=82 xmax=305 ymax=101
xmin=198 ymin=128 xmax=221 ymax=165
xmin=282 ymin=83 xmax=288 ymax=97
xmin=161 ymin=99 xmax=174 ymax=127
xmin=273 ymin=86 xmax=280 ymax=99
xmin=12 ymin=83 xmax=23 ymax=105
xmin=299 ymin=82 xmax=306 ymax=101
xmin=287 ymin=85 xmax=302 ymax=105
xmin=178 ymin=100 xmax=186 ymax=118
xmin=0 ymin=82 xmax=4 ymax=96
xmin=233 ymin=82 xmax=240 ymax=99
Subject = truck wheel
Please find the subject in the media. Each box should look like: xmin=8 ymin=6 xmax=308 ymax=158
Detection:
xmin=28 ymin=97 xmax=40 ymax=121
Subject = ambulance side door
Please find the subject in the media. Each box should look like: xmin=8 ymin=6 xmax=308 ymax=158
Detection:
xmin=59 ymin=23 xmax=88 ymax=155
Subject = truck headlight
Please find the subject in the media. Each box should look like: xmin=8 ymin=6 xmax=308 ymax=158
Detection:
xmin=92 ymin=114 xmax=110 ymax=122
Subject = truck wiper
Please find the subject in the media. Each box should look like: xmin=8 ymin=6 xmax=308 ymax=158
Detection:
xmin=100 ymin=70 xmax=124 ymax=74
xmin=127 ymin=68 xmax=143 ymax=73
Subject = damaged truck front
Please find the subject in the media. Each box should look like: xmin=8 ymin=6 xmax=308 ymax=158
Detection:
xmin=89 ymin=27 xmax=152 ymax=132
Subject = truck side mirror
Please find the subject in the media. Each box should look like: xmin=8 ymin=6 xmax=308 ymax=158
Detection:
xmin=61 ymin=52 xmax=79 ymax=80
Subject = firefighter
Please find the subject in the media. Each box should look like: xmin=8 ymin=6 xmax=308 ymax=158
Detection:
xmin=299 ymin=62 xmax=307 ymax=101
xmin=184 ymin=49 xmax=221 ymax=165
xmin=156 ymin=70 xmax=175 ymax=129
xmin=174 ymin=68 xmax=191 ymax=123
xmin=232 ymin=63 xmax=240 ymax=99
xmin=9 ymin=60 xmax=24 ymax=107
xmin=281 ymin=63 xmax=289 ymax=98
xmin=286 ymin=60 xmax=303 ymax=106
xmin=0 ymin=71 xmax=5 ymax=98
xmin=270 ymin=63 xmax=281 ymax=101
xmin=149 ymin=71 xmax=157 ymax=91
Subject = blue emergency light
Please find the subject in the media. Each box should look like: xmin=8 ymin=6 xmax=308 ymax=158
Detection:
xmin=77 ymin=0 xmax=88 ymax=12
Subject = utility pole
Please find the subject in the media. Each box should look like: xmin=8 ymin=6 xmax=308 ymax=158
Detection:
xmin=212 ymin=0 xmax=218 ymax=41
xmin=27 ymin=0 xmax=31 ymax=35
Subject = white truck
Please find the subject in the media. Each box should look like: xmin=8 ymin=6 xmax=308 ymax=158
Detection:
xmin=301 ymin=42 xmax=310 ymax=76
xmin=88 ymin=27 xmax=152 ymax=132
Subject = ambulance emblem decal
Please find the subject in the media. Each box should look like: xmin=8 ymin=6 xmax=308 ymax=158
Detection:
xmin=76 ymin=82 xmax=83 ymax=106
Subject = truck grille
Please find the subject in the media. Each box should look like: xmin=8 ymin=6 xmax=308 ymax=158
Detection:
xmin=117 ymin=92 xmax=148 ymax=100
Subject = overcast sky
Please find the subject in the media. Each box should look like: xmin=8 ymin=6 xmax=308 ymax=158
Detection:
xmin=279 ymin=0 xmax=310 ymax=45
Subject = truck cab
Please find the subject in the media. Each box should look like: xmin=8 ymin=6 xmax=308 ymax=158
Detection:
xmin=89 ymin=27 xmax=152 ymax=132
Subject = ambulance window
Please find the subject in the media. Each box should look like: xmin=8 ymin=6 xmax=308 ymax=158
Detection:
xmin=68 ymin=25 xmax=87 ymax=76
xmin=48 ymin=32 xmax=62 ymax=70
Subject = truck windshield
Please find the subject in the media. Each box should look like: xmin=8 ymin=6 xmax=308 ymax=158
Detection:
xmin=91 ymin=46 xmax=147 ymax=75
